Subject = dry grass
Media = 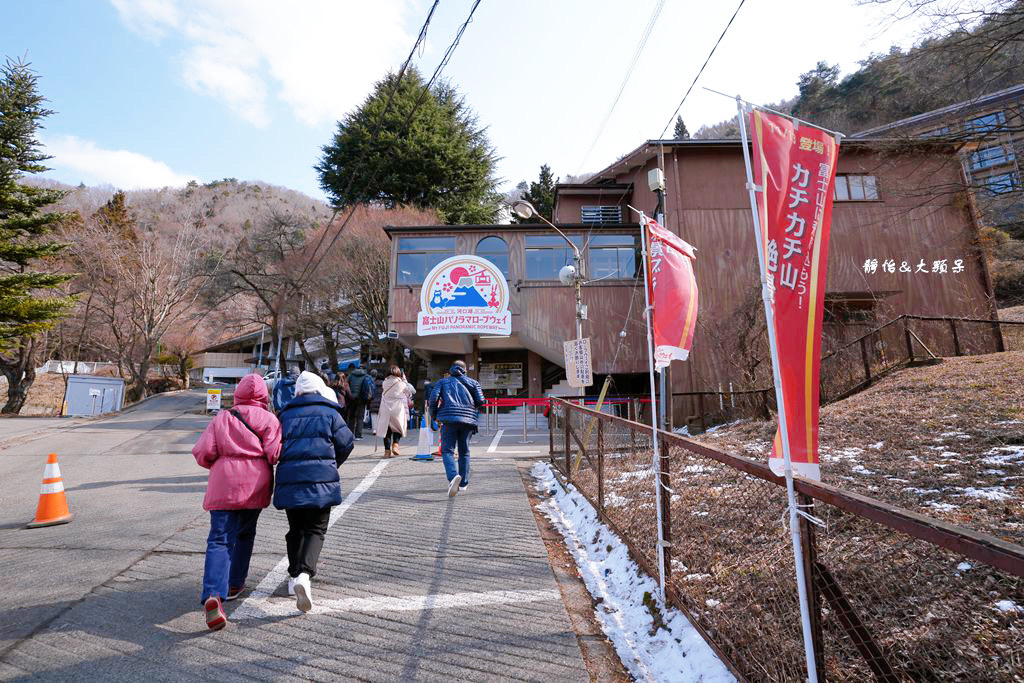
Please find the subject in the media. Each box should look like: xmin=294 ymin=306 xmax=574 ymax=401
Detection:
xmin=1000 ymin=304 xmax=1024 ymax=323
xmin=693 ymin=351 xmax=1024 ymax=544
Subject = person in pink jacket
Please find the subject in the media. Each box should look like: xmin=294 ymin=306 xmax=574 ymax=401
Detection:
xmin=193 ymin=373 xmax=282 ymax=630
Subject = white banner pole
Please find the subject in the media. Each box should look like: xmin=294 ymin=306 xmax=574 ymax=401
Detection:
xmin=637 ymin=214 xmax=667 ymax=600
xmin=736 ymin=96 xmax=819 ymax=683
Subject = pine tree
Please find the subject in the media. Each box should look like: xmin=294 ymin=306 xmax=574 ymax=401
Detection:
xmin=316 ymin=68 xmax=501 ymax=224
xmin=512 ymin=164 xmax=557 ymax=224
xmin=673 ymin=116 xmax=690 ymax=140
xmin=0 ymin=58 xmax=73 ymax=413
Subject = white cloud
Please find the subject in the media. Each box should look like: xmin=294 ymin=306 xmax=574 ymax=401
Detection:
xmin=111 ymin=0 xmax=412 ymax=127
xmin=42 ymin=135 xmax=199 ymax=189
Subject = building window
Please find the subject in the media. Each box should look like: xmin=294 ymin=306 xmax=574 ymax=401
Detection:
xmin=525 ymin=235 xmax=583 ymax=280
xmin=834 ymin=175 xmax=879 ymax=201
xmin=581 ymin=205 xmax=622 ymax=223
xmin=965 ymin=111 xmax=1007 ymax=134
xmin=588 ymin=234 xmax=638 ymax=279
xmin=980 ymin=171 xmax=1019 ymax=195
xmin=475 ymin=236 xmax=509 ymax=279
xmin=922 ymin=126 xmax=951 ymax=137
xmin=969 ymin=145 xmax=1015 ymax=171
xmin=396 ymin=236 xmax=455 ymax=285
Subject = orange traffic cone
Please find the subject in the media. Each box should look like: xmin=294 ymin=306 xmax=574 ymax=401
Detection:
xmin=27 ymin=453 xmax=72 ymax=528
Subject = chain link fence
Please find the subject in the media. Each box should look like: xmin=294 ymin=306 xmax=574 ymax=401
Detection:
xmin=549 ymin=399 xmax=1024 ymax=682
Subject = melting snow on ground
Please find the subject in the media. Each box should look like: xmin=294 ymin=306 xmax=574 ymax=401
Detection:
xmin=995 ymin=600 xmax=1023 ymax=614
xmin=532 ymin=462 xmax=735 ymax=683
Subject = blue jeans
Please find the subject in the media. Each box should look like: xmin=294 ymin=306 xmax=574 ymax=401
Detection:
xmin=440 ymin=422 xmax=473 ymax=486
xmin=201 ymin=509 xmax=261 ymax=603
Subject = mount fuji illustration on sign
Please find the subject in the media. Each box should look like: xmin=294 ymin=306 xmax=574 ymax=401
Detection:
xmin=417 ymin=256 xmax=512 ymax=336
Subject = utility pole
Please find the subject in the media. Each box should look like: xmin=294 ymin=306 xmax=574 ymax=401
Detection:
xmin=652 ymin=144 xmax=670 ymax=430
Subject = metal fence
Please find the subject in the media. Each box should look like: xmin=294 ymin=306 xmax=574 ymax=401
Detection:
xmin=548 ymin=399 xmax=1024 ymax=682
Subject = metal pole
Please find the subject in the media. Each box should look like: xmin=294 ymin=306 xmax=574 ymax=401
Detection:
xmin=639 ymin=215 xmax=668 ymax=600
xmin=519 ymin=400 xmax=532 ymax=444
xmin=737 ymin=96 xmax=820 ymax=683
xmin=575 ymin=252 xmax=585 ymax=400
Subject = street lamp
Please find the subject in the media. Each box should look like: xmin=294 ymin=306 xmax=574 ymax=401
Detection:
xmin=511 ymin=200 xmax=586 ymax=398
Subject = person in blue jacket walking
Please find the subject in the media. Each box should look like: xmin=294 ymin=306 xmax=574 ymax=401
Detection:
xmin=273 ymin=371 xmax=353 ymax=612
xmin=428 ymin=360 xmax=485 ymax=497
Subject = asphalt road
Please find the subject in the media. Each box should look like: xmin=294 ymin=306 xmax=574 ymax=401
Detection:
xmin=0 ymin=392 xmax=588 ymax=681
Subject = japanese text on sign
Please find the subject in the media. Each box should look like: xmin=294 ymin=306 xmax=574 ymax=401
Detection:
xmin=563 ymin=338 xmax=593 ymax=388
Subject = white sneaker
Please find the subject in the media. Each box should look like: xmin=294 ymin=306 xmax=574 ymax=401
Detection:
xmin=287 ymin=576 xmax=296 ymax=596
xmin=448 ymin=474 xmax=462 ymax=497
xmin=294 ymin=572 xmax=312 ymax=613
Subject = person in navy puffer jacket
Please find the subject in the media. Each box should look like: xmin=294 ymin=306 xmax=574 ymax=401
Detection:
xmin=273 ymin=371 xmax=353 ymax=613
xmin=428 ymin=360 xmax=485 ymax=498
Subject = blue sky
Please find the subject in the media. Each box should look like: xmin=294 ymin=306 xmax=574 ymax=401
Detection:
xmin=4 ymin=1 xmax=924 ymax=201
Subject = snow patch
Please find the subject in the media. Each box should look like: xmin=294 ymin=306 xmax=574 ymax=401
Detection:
xmin=926 ymin=501 xmax=960 ymax=512
xmin=958 ymin=486 xmax=1013 ymax=501
xmin=868 ymin=441 xmax=884 ymax=450
xmin=995 ymin=600 xmax=1023 ymax=614
xmin=851 ymin=464 xmax=875 ymax=475
xmin=531 ymin=462 xmax=735 ymax=683
xmin=957 ymin=562 xmax=972 ymax=572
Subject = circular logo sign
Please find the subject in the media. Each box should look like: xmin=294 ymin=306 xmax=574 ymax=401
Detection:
xmin=417 ymin=255 xmax=512 ymax=337
xmin=420 ymin=255 xmax=509 ymax=314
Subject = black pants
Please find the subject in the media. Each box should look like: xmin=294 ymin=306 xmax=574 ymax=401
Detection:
xmin=348 ymin=400 xmax=367 ymax=437
xmin=285 ymin=507 xmax=331 ymax=578
xmin=383 ymin=428 xmax=401 ymax=450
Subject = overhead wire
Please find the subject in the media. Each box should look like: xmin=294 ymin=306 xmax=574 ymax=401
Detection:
xmin=578 ymin=0 xmax=666 ymax=173
xmin=659 ymin=0 xmax=748 ymax=139
xmin=295 ymin=0 xmax=484 ymax=291
xmin=291 ymin=0 xmax=442 ymax=290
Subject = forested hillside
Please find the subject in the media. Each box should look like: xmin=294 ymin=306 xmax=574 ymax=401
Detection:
xmin=695 ymin=1 xmax=1024 ymax=137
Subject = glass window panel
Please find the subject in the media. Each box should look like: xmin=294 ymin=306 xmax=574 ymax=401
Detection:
xmin=476 ymin=236 xmax=509 ymax=278
xmin=834 ymin=176 xmax=849 ymax=201
xmin=525 ymin=235 xmax=583 ymax=248
xmin=862 ymin=175 xmax=879 ymax=200
xmin=966 ymin=111 xmax=1006 ymax=132
xmin=983 ymin=172 xmax=1018 ymax=194
xmin=848 ymin=175 xmax=866 ymax=201
xmin=397 ymin=236 xmax=456 ymax=251
xmin=589 ymin=234 xmax=635 ymax=246
xmin=396 ymin=253 xmax=426 ymax=285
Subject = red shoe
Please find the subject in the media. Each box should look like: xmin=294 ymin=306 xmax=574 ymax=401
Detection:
xmin=225 ymin=584 xmax=246 ymax=601
xmin=204 ymin=596 xmax=227 ymax=631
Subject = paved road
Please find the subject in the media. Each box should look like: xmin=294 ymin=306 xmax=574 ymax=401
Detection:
xmin=0 ymin=393 xmax=588 ymax=681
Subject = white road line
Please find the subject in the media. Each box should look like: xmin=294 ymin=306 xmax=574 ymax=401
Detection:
xmin=232 ymin=460 xmax=390 ymax=620
xmin=487 ymin=430 xmax=504 ymax=452
xmin=235 ymin=588 xmax=561 ymax=619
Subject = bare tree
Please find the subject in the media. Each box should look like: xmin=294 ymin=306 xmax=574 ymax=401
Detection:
xmin=67 ymin=193 xmax=209 ymax=401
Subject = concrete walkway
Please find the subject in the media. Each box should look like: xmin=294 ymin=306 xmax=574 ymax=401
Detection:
xmin=0 ymin=442 xmax=589 ymax=681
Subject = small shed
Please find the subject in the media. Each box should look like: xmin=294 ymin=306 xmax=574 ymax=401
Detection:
xmin=63 ymin=375 xmax=126 ymax=416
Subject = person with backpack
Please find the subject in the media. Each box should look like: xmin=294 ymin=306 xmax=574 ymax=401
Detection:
xmin=272 ymin=368 xmax=298 ymax=413
xmin=193 ymin=373 xmax=282 ymax=630
xmin=346 ymin=365 xmax=373 ymax=439
xmin=274 ymin=371 xmax=354 ymax=613
xmin=428 ymin=360 xmax=485 ymax=497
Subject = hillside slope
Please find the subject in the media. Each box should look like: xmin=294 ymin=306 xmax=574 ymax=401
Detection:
xmin=690 ymin=352 xmax=1024 ymax=544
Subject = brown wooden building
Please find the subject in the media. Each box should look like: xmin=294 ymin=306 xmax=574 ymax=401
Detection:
xmin=385 ymin=138 xmax=998 ymax=414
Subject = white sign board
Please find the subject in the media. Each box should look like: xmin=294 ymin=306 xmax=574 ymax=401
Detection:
xmin=88 ymin=389 xmax=101 ymax=397
xmin=563 ymin=338 xmax=593 ymax=388
xmin=206 ymin=389 xmax=222 ymax=411
xmin=479 ymin=362 xmax=523 ymax=390
xmin=417 ymin=255 xmax=512 ymax=336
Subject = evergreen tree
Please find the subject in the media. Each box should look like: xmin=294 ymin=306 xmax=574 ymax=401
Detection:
xmin=512 ymin=164 xmax=557 ymax=224
xmin=673 ymin=116 xmax=690 ymax=140
xmin=316 ymin=68 xmax=501 ymax=224
xmin=0 ymin=58 xmax=73 ymax=413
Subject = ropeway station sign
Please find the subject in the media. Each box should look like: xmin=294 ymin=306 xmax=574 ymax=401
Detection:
xmin=417 ymin=255 xmax=512 ymax=336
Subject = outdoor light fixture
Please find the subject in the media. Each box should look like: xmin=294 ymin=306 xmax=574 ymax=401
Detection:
xmin=510 ymin=199 xmax=586 ymax=396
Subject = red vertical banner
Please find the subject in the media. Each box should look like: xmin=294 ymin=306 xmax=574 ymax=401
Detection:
xmin=644 ymin=216 xmax=698 ymax=370
xmin=750 ymin=110 xmax=839 ymax=481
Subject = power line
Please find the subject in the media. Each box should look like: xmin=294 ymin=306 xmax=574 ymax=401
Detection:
xmin=578 ymin=0 xmax=666 ymax=172
xmin=292 ymin=0 xmax=442 ymax=290
xmin=296 ymin=0 xmax=485 ymax=290
xmin=659 ymin=0 xmax=748 ymax=139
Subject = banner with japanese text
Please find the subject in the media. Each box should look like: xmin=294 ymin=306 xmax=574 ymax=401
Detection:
xmin=751 ymin=109 xmax=839 ymax=481
xmin=643 ymin=216 xmax=698 ymax=370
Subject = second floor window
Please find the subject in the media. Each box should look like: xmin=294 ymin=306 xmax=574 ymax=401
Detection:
xmin=475 ymin=236 xmax=509 ymax=279
xmin=969 ymin=145 xmax=1015 ymax=171
xmin=966 ymin=111 xmax=1007 ymax=134
xmin=981 ymin=171 xmax=1019 ymax=195
xmin=525 ymin=235 xmax=583 ymax=280
xmin=588 ymin=234 xmax=638 ymax=279
xmin=396 ymin=237 xmax=455 ymax=285
xmin=581 ymin=205 xmax=622 ymax=223
xmin=834 ymin=175 xmax=879 ymax=201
